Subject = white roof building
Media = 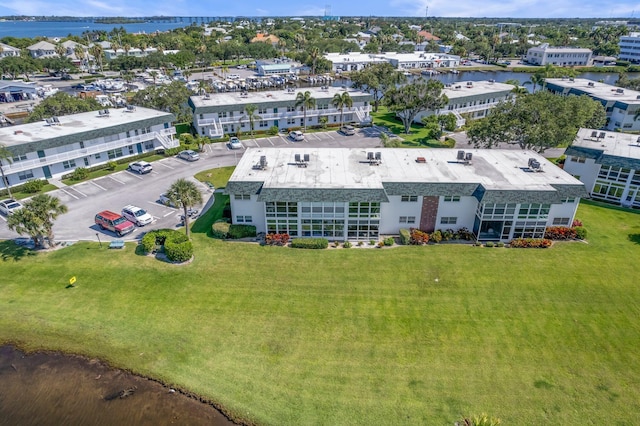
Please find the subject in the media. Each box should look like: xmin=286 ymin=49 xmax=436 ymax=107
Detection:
xmin=618 ymin=32 xmax=640 ymax=63
xmin=525 ymin=43 xmax=592 ymax=66
xmin=26 ymin=41 xmax=57 ymax=58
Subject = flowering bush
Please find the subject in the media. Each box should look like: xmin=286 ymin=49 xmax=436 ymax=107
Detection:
xmin=265 ymin=233 xmax=290 ymax=246
xmin=509 ymin=238 xmax=552 ymax=248
xmin=409 ymin=228 xmax=430 ymax=245
xmin=544 ymin=226 xmax=577 ymax=240
xmin=572 ymin=219 xmax=583 ymax=227
xmin=430 ymin=230 xmax=443 ymax=243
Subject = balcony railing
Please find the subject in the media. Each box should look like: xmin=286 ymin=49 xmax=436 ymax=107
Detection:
xmin=197 ymin=106 xmax=372 ymax=127
xmin=4 ymin=130 xmax=176 ymax=174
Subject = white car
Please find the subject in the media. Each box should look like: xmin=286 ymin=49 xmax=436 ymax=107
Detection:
xmin=128 ymin=160 xmax=153 ymax=174
xmin=0 ymin=199 xmax=23 ymax=216
xmin=121 ymin=205 xmax=153 ymax=226
xmin=289 ymin=130 xmax=304 ymax=141
xmin=229 ymin=137 xmax=243 ymax=150
xmin=158 ymin=193 xmax=178 ymax=208
xmin=178 ymin=150 xmax=200 ymax=161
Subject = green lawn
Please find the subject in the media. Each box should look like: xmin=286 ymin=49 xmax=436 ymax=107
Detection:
xmin=1 ymin=202 xmax=640 ymax=425
xmin=371 ymin=107 xmax=455 ymax=147
xmin=61 ymin=154 xmax=165 ymax=186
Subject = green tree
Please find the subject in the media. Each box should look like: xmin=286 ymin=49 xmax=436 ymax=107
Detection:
xmin=331 ymin=91 xmax=353 ymax=127
xmin=309 ymin=46 xmax=320 ymax=75
xmin=130 ymin=81 xmax=192 ymax=123
xmin=0 ymin=143 xmax=13 ymax=198
xmin=166 ymin=178 xmax=203 ymax=238
xmin=504 ymin=79 xmax=528 ymax=95
xmin=437 ymin=112 xmax=457 ymax=132
xmin=26 ymin=92 xmax=102 ymax=122
xmin=468 ymin=91 xmax=606 ymax=152
xmin=350 ymin=62 xmax=406 ymax=112
xmin=295 ymin=91 xmax=316 ymax=132
xmin=242 ymin=104 xmax=261 ymax=138
xmin=7 ymin=194 xmax=67 ymax=248
xmin=383 ymin=78 xmax=448 ymax=134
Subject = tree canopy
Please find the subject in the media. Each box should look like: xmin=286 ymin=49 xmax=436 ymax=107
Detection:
xmin=130 ymin=81 xmax=193 ymax=123
xmin=7 ymin=194 xmax=68 ymax=249
xmin=350 ymin=62 xmax=406 ymax=112
xmin=26 ymin=92 xmax=102 ymax=123
xmin=383 ymin=78 xmax=448 ymax=134
xmin=467 ymin=91 xmax=606 ymax=152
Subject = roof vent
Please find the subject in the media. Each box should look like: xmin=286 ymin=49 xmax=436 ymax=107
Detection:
xmin=590 ymin=130 xmax=598 ymax=139
xmin=45 ymin=116 xmax=61 ymax=125
xmin=366 ymin=151 xmax=381 ymax=165
xmin=294 ymin=153 xmax=310 ymax=167
xmin=569 ymin=77 xmax=575 ymax=82
xmin=14 ymin=130 xmax=23 ymax=135
xmin=599 ymin=131 xmax=606 ymax=139
xmin=125 ymin=105 xmax=136 ymax=112
xmin=253 ymin=155 xmax=268 ymax=170
xmin=98 ymin=109 xmax=110 ymax=117
xmin=466 ymin=81 xmax=473 ymax=87
xmin=616 ymin=88 xmax=624 ymax=94
xmin=416 ymin=157 xmax=426 ymax=163
xmin=488 ymin=79 xmax=495 ymax=83
xmin=587 ymin=81 xmax=595 ymax=87
xmin=457 ymin=150 xmax=465 ymax=161
xmin=528 ymin=157 xmax=543 ymax=172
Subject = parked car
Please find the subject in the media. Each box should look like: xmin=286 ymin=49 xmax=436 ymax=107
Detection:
xmin=289 ymin=130 xmax=304 ymax=141
xmin=178 ymin=150 xmax=200 ymax=161
xmin=128 ymin=160 xmax=153 ymax=174
xmin=0 ymin=199 xmax=23 ymax=216
xmin=340 ymin=125 xmax=356 ymax=136
xmin=121 ymin=205 xmax=153 ymax=226
xmin=94 ymin=210 xmax=135 ymax=236
xmin=158 ymin=193 xmax=178 ymax=208
xmin=229 ymin=137 xmax=243 ymax=150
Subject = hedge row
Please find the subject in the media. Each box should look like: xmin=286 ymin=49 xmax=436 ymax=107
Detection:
xmin=211 ymin=221 xmax=230 ymax=239
xmin=0 ymin=178 xmax=48 ymax=197
xmin=509 ymin=238 xmax=553 ymax=248
xmin=399 ymin=228 xmax=411 ymax=245
xmin=228 ymin=224 xmax=257 ymax=239
xmin=290 ymin=238 xmax=328 ymax=249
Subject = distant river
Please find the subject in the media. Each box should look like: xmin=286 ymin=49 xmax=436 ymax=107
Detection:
xmin=0 ymin=20 xmax=194 ymax=38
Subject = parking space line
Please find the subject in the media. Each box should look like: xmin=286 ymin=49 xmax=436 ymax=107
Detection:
xmin=267 ymin=138 xmax=274 ymax=146
xmin=163 ymin=211 xmax=176 ymax=217
xmin=90 ymin=180 xmax=107 ymax=191
xmin=156 ymin=161 xmax=174 ymax=169
xmin=280 ymin=136 xmax=290 ymax=144
xmin=0 ymin=215 xmax=6 ymax=222
xmin=60 ymin=188 xmax=80 ymax=199
xmin=108 ymin=175 xmax=126 ymax=185
xmin=125 ymin=171 xmax=144 ymax=180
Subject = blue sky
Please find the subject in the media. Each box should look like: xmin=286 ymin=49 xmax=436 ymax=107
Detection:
xmin=0 ymin=0 xmax=638 ymax=18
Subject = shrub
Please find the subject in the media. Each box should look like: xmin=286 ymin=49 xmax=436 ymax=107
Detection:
xmin=141 ymin=229 xmax=193 ymax=262
xmin=383 ymin=237 xmax=395 ymax=246
xmin=544 ymin=226 xmax=577 ymax=240
xmin=430 ymin=230 xmax=442 ymax=243
xmin=377 ymin=241 xmax=385 ymax=248
xmin=70 ymin=167 xmax=89 ymax=181
xmin=357 ymin=241 xmax=364 ymax=246
xmin=399 ymin=228 xmax=410 ymax=245
xmin=369 ymin=240 xmax=376 ymax=246
xmin=228 ymin=224 xmax=257 ymax=239
xmin=107 ymin=161 xmax=118 ymax=171
xmin=474 ymin=241 xmax=482 ymax=246
xmin=409 ymin=228 xmax=430 ymax=245
xmin=572 ymin=219 xmax=583 ymax=227
xmin=455 ymin=227 xmax=475 ymax=241
xmin=164 ymin=147 xmax=180 ymax=156
xmin=496 ymin=242 xmax=505 ymax=248
xmin=267 ymin=126 xmax=279 ymax=135
xmin=509 ymin=238 xmax=553 ymax=248
xmin=265 ymin=233 xmax=290 ymax=246
xmin=485 ymin=242 xmax=495 ymax=248
xmin=211 ymin=221 xmax=230 ymax=239
xmin=291 ymin=238 xmax=328 ymax=249
xmin=343 ymin=241 xmax=352 ymax=248
xmin=441 ymin=229 xmax=454 ymax=241
xmin=574 ymin=226 xmax=587 ymax=240
xmin=22 ymin=179 xmax=45 ymax=193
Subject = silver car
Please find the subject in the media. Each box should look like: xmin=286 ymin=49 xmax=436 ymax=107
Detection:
xmin=178 ymin=150 xmax=200 ymax=161
xmin=0 ymin=199 xmax=23 ymax=215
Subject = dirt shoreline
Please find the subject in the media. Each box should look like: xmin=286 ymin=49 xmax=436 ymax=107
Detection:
xmin=0 ymin=343 xmax=245 ymax=426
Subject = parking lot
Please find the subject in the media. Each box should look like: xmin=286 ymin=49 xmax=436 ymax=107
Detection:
xmin=0 ymin=128 xmax=388 ymax=243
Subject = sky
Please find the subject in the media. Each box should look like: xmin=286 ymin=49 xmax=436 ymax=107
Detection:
xmin=0 ymin=0 xmax=638 ymax=19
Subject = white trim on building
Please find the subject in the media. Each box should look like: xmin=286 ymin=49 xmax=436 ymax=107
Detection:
xmin=0 ymin=107 xmax=177 ymax=189
xmin=324 ymin=52 xmax=460 ymax=72
xmin=226 ymin=148 xmax=586 ymax=242
xmin=564 ymin=128 xmax=640 ymax=208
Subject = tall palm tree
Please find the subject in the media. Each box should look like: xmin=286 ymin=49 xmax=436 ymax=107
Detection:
xmin=242 ymin=104 xmax=261 ymax=138
xmin=7 ymin=208 xmax=44 ymax=248
xmin=528 ymin=72 xmax=546 ymax=93
xmin=28 ymin=194 xmax=68 ymax=248
xmin=74 ymin=45 xmax=86 ymax=69
xmin=149 ymin=70 xmax=158 ymax=85
xmin=295 ymin=91 xmax=316 ymax=132
xmin=309 ymin=46 xmax=320 ymax=76
xmin=166 ymin=179 xmax=203 ymax=238
xmin=89 ymin=44 xmax=103 ymax=72
xmin=504 ymin=79 xmax=528 ymax=95
xmin=0 ymin=143 xmax=13 ymax=198
xmin=55 ymin=44 xmax=66 ymax=58
xmin=332 ymin=92 xmax=353 ymax=127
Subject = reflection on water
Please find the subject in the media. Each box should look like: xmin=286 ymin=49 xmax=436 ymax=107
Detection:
xmin=0 ymin=345 xmax=235 ymax=426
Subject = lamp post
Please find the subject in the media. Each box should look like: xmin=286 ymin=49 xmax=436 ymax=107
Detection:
xmin=96 ymin=233 xmax=102 ymax=248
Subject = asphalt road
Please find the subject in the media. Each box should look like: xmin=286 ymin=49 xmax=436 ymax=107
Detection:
xmin=0 ymin=128 xmax=388 ymax=243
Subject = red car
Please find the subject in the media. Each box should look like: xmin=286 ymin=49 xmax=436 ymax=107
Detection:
xmin=95 ymin=210 xmax=135 ymax=236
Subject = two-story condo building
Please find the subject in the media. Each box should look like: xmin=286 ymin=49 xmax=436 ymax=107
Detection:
xmin=564 ymin=128 xmax=640 ymax=208
xmin=0 ymin=107 xmax=177 ymax=190
xmin=618 ymin=32 xmax=640 ymax=63
xmin=414 ymin=80 xmax=514 ymax=127
xmin=545 ymin=77 xmax=640 ymax=131
xmin=324 ymin=52 xmax=459 ymax=72
xmin=190 ymin=87 xmax=373 ymax=138
xmin=525 ymin=44 xmax=593 ymax=66
xmin=26 ymin=41 xmax=57 ymax=59
xmin=0 ymin=42 xmax=20 ymax=58
xmin=226 ymin=148 xmax=586 ymax=242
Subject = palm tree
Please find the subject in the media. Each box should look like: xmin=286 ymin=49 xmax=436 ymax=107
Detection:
xmin=28 ymin=194 xmax=68 ymax=248
xmin=74 ymin=45 xmax=86 ymax=70
xmin=528 ymin=72 xmax=546 ymax=93
xmin=55 ymin=44 xmax=66 ymax=58
xmin=89 ymin=44 xmax=103 ymax=72
xmin=149 ymin=70 xmax=158 ymax=85
xmin=295 ymin=91 xmax=316 ymax=132
xmin=242 ymin=104 xmax=261 ymax=138
xmin=0 ymin=143 xmax=13 ymax=198
xmin=166 ymin=179 xmax=203 ymax=238
xmin=7 ymin=208 xmax=45 ymax=248
xmin=332 ymin=92 xmax=353 ymax=127
xmin=309 ymin=46 xmax=320 ymax=75
xmin=504 ymin=79 xmax=528 ymax=95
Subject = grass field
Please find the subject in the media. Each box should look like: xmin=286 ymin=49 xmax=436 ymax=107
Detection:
xmin=371 ymin=107 xmax=456 ymax=148
xmin=1 ymin=201 xmax=640 ymax=425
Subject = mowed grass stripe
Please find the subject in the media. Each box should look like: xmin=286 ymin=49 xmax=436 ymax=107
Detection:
xmin=0 ymin=201 xmax=639 ymax=425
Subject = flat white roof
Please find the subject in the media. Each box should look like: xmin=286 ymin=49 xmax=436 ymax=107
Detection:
xmin=190 ymin=86 xmax=372 ymax=109
xmin=230 ymin=148 xmax=580 ymax=191
xmin=574 ymin=128 xmax=640 ymax=160
xmin=0 ymin=107 xmax=172 ymax=147
xmin=443 ymin=81 xmax=513 ymax=99
xmin=546 ymin=78 xmax=640 ymax=103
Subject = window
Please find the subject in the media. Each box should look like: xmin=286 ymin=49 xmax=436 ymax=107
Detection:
xmin=107 ymin=148 xmax=123 ymax=159
xmin=440 ymin=217 xmax=457 ymax=225
xmin=287 ymin=106 xmax=296 ymax=112
xmin=234 ymin=194 xmax=251 ymax=200
xmin=401 ymin=195 xmax=418 ymax=202
xmin=562 ymin=197 xmax=575 ymax=203
xmin=287 ymin=118 xmax=295 ymax=125
xmin=62 ymin=159 xmax=76 ymax=169
xmin=259 ymin=120 xmax=268 ymax=128
xmin=258 ymin=107 xmax=267 ymax=114
xmin=552 ymin=217 xmax=571 ymax=226
xmin=95 ymin=153 xmax=101 ymax=159
xmin=18 ymin=170 xmax=34 ymax=181
xmin=570 ymin=156 xmax=586 ymax=163
xmin=443 ymin=195 xmax=461 ymax=202
xmin=236 ymin=216 xmax=253 ymax=223
xmin=145 ymin=141 xmax=154 ymax=150
xmin=399 ymin=216 xmax=416 ymax=224
xmin=12 ymin=154 xmax=27 ymax=162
